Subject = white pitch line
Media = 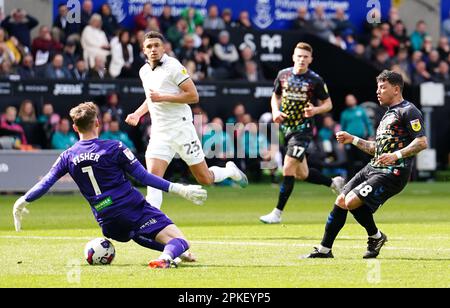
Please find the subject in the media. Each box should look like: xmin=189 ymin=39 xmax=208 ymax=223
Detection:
xmin=1 ymin=236 xmax=449 ymax=253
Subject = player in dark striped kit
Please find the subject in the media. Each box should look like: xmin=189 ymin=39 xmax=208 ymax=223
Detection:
xmin=260 ymin=42 xmax=345 ymax=224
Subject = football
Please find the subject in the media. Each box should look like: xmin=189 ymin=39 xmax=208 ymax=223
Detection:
xmin=84 ymin=238 xmax=115 ymax=265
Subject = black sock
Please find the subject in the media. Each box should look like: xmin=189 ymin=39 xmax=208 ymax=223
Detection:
xmin=321 ymin=205 xmax=348 ymax=249
xmin=276 ymin=176 xmax=295 ymax=211
xmin=350 ymin=206 xmax=378 ymax=236
xmin=305 ymin=168 xmax=333 ymax=187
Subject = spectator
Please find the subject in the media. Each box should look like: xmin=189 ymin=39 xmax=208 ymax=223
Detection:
xmin=433 ymin=61 xmax=450 ymax=82
xmin=236 ymin=11 xmax=252 ymax=30
xmin=212 ymin=30 xmax=239 ymax=79
xmin=109 ymin=30 xmax=134 ymax=79
xmin=226 ymin=103 xmax=246 ymax=124
xmin=17 ymin=54 xmax=36 ymax=79
xmin=185 ymin=59 xmax=204 ymax=81
xmin=101 ymin=92 xmax=124 ymax=123
xmin=163 ymin=40 xmax=176 ymax=58
xmin=340 ymin=94 xmax=373 ymax=178
xmin=437 ymin=36 xmax=450 ymax=60
xmin=37 ymin=102 xmax=60 ymax=145
xmin=380 ymin=22 xmax=399 ymax=57
xmin=101 ymin=111 xmax=112 ymax=133
xmin=17 ymin=99 xmax=36 ymax=123
xmin=131 ymin=30 xmax=146 ymax=76
xmin=166 ymin=18 xmax=189 ymax=51
xmin=221 ymin=8 xmax=235 ymax=30
xmin=158 ymin=5 xmax=177 ymax=36
xmin=43 ymin=54 xmax=72 ymax=79
xmin=391 ymin=63 xmax=411 ymax=85
xmin=53 ymin=3 xmax=81 ymax=42
xmin=4 ymin=35 xmax=23 ymax=65
xmin=177 ymin=34 xmax=196 ymax=64
xmin=352 ymin=43 xmax=366 ymax=60
xmin=0 ymin=106 xmax=27 ymax=145
xmin=180 ymin=7 xmax=204 ymax=34
xmin=242 ymin=60 xmax=264 ymax=82
xmin=239 ymin=119 xmax=269 ymax=181
xmin=0 ymin=43 xmax=13 ymax=67
xmin=373 ymin=48 xmax=391 ymax=71
xmin=316 ymin=115 xmax=347 ymax=179
xmin=332 ymin=8 xmax=355 ymax=36
xmin=144 ymin=16 xmax=161 ymax=33
xmin=235 ymin=45 xmax=263 ymax=80
xmin=71 ymin=59 xmax=88 ymax=81
xmin=1 ymin=8 xmax=38 ymax=47
xmin=393 ymin=48 xmax=412 ymax=81
xmin=442 ymin=10 xmax=450 ymax=42
xmin=292 ymin=6 xmax=312 ymax=32
xmin=31 ymin=25 xmax=64 ymax=67
xmin=421 ymin=35 xmax=434 ymax=55
xmin=81 ymin=14 xmax=110 ymax=69
xmin=80 ymin=0 xmax=94 ymax=31
xmin=51 ymin=118 xmax=77 ymax=150
xmin=100 ymin=118 xmax=136 ymax=152
xmin=62 ymin=40 xmax=80 ymax=71
xmin=364 ymin=36 xmax=382 ymax=61
xmin=88 ymin=55 xmax=110 ymax=80
xmin=426 ymin=50 xmax=441 ymax=75
xmin=0 ymin=60 xmax=16 ymax=78
xmin=410 ymin=20 xmax=427 ymax=52
xmin=134 ymin=3 xmax=154 ymax=33
xmin=310 ymin=5 xmax=335 ymax=41
xmin=392 ymin=20 xmax=409 ymax=49
xmin=412 ymin=60 xmax=432 ymax=85
xmin=100 ymin=3 xmax=119 ymax=40
xmin=203 ymin=5 xmax=225 ymax=30
xmin=194 ymin=34 xmax=212 ymax=78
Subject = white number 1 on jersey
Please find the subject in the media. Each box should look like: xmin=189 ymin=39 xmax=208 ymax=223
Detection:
xmin=82 ymin=166 xmax=102 ymax=196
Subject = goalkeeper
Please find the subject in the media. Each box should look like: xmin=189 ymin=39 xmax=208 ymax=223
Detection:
xmin=12 ymin=102 xmax=207 ymax=269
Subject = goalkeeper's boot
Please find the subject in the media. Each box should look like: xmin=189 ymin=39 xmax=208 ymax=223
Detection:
xmin=301 ymin=247 xmax=334 ymax=259
xmin=226 ymin=161 xmax=248 ymax=188
xmin=331 ymin=176 xmax=345 ymax=195
xmin=363 ymin=232 xmax=388 ymax=259
xmin=148 ymin=259 xmax=178 ymax=269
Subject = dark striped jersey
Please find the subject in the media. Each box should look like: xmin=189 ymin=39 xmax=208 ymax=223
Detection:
xmin=371 ymin=100 xmax=425 ymax=170
xmin=273 ymin=68 xmax=329 ymax=135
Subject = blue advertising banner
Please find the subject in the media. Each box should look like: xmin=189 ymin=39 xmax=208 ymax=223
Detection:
xmin=442 ymin=0 xmax=450 ymax=23
xmin=53 ymin=0 xmax=391 ymax=32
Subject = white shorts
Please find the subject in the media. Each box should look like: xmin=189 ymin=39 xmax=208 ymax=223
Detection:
xmin=145 ymin=123 xmax=205 ymax=166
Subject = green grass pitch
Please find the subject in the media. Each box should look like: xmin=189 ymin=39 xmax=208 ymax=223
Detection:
xmin=0 ymin=183 xmax=449 ymax=288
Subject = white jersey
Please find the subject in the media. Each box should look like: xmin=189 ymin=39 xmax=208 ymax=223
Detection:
xmin=139 ymin=54 xmax=193 ymax=131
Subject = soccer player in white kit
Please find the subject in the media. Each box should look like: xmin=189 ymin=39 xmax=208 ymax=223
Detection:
xmin=126 ymin=31 xmax=247 ymax=210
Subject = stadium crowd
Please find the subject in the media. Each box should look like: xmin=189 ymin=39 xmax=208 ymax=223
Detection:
xmin=0 ymin=2 xmax=449 ymax=180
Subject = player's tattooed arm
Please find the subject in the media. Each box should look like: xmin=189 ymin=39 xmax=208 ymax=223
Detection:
xmin=399 ymin=136 xmax=428 ymax=158
xmin=355 ymin=139 xmax=376 ymax=156
xmin=336 ymin=131 xmax=375 ymax=155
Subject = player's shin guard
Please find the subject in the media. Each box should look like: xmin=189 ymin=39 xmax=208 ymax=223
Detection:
xmin=147 ymin=186 xmax=163 ymax=209
xmin=305 ymin=168 xmax=333 ymax=187
xmin=350 ymin=206 xmax=378 ymax=236
xmin=321 ymin=205 xmax=348 ymax=249
xmin=133 ymin=234 xmax=165 ymax=251
xmin=160 ymin=238 xmax=190 ymax=260
xmin=276 ymin=176 xmax=295 ymax=211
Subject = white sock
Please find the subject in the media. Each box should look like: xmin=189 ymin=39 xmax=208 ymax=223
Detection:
xmin=318 ymin=245 xmax=331 ymax=254
xmin=209 ymin=166 xmax=235 ymax=183
xmin=147 ymin=186 xmax=163 ymax=210
xmin=158 ymin=253 xmax=172 ymax=261
xmin=369 ymin=231 xmax=382 ymax=239
xmin=272 ymin=208 xmax=282 ymax=217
